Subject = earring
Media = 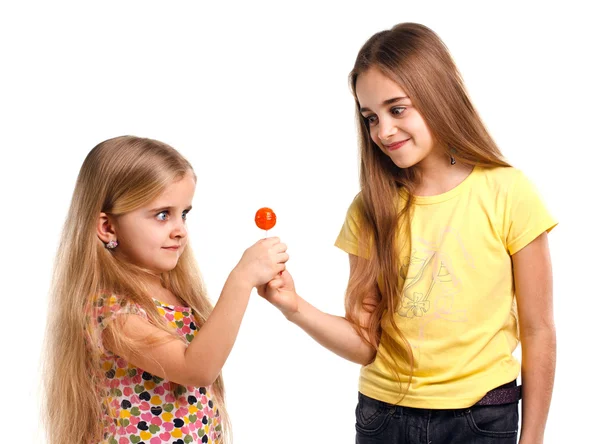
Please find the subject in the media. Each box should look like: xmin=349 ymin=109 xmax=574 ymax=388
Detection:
xmin=105 ymin=240 xmax=118 ymax=249
xmin=450 ymin=148 xmax=457 ymax=165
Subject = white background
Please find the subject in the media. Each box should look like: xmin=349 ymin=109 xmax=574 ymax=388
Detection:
xmin=1 ymin=1 xmax=598 ymax=443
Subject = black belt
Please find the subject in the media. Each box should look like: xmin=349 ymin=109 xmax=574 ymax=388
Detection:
xmin=474 ymin=380 xmax=521 ymax=406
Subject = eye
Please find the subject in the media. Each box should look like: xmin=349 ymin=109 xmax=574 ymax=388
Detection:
xmin=156 ymin=211 xmax=169 ymax=221
xmin=363 ymin=115 xmax=378 ymax=126
xmin=182 ymin=209 xmax=190 ymax=221
xmin=391 ymin=106 xmax=406 ymax=116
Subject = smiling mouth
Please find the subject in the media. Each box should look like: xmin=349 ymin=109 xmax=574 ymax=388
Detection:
xmin=162 ymin=246 xmax=180 ymax=251
xmin=384 ymin=138 xmax=410 ymax=151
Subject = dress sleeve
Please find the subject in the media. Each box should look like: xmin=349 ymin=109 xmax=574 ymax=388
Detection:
xmin=503 ymin=170 xmax=558 ymax=255
xmin=88 ymin=293 xmax=148 ymax=355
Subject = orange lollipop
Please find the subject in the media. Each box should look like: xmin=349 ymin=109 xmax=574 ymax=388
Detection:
xmin=255 ymin=207 xmax=277 ymax=231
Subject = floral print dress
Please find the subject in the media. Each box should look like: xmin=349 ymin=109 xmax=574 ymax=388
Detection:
xmin=91 ymin=294 xmax=222 ymax=444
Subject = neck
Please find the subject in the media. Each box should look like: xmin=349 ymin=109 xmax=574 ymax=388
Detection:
xmin=412 ymin=149 xmax=473 ymax=196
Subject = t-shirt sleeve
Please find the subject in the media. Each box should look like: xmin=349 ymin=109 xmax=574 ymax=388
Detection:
xmin=88 ymin=293 xmax=147 ymax=355
xmin=335 ymin=195 xmax=366 ymax=258
xmin=504 ymin=170 xmax=558 ymax=255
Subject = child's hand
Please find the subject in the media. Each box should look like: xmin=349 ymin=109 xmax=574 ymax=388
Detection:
xmin=257 ymin=270 xmax=299 ymax=319
xmin=234 ymin=237 xmax=288 ymax=288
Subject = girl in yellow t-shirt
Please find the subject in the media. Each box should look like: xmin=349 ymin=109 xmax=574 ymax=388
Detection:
xmin=259 ymin=23 xmax=556 ymax=444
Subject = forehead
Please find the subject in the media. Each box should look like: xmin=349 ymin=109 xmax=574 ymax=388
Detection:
xmin=148 ymin=172 xmax=196 ymax=206
xmin=355 ymin=68 xmax=408 ymax=108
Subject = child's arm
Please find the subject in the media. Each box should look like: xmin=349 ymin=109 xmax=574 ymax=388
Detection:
xmin=512 ymin=232 xmax=556 ymax=444
xmin=258 ymin=254 xmax=378 ymax=365
xmin=103 ymin=237 xmax=288 ymax=387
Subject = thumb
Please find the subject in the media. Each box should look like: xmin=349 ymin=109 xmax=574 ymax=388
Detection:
xmin=268 ymin=278 xmax=283 ymax=289
xmin=256 ymin=283 xmax=267 ymax=297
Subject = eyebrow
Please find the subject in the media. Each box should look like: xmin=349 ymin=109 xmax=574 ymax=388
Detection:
xmin=360 ymin=96 xmax=409 ymax=113
xmin=148 ymin=205 xmax=193 ymax=213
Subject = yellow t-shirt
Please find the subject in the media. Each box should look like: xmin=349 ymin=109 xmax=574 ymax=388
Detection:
xmin=335 ymin=166 xmax=557 ymax=408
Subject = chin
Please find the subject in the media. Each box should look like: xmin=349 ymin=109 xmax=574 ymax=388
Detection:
xmin=153 ymin=262 xmax=179 ymax=274
xmin=391 ymin=159 xmax=417 ymax=169
xmin=390 ymin=153 xmax=426 ymax=170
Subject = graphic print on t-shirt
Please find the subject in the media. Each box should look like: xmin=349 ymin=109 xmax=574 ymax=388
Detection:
xmin=398 ymin=227 xmax=472 ymax=342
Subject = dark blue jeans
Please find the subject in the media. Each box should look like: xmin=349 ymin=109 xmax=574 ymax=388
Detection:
xmin=355 ymin=392 xmax=519 ymax=443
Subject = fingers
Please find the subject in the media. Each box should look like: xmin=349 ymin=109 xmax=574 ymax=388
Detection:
xmin=272 ymin=242 xmax=287 ymax=254
xmin=260 ymin=236 xmax=281 ymax=246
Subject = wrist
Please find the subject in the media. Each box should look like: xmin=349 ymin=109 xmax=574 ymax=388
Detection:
xmin=228 ymin=267 xmax=255 ymax=292
xmin=284 ymin=295 xmax=303 ymax=323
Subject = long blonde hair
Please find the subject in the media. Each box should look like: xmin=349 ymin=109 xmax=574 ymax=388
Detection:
xmin=345 ymin=23 xmax=511 ymax=398
xmin=44 ymin=136 xmax=230 ymax=443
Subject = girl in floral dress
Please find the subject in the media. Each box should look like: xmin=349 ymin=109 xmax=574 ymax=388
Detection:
xmin=44 ymin=136 xmax=289 ymax=444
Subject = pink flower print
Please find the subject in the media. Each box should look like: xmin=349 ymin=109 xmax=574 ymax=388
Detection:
xmin=399 ymin=292 xmax=430 ymax=318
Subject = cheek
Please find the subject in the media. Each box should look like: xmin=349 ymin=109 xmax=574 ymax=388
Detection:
xmin=407 ymin=117 xmax=434 ymax=145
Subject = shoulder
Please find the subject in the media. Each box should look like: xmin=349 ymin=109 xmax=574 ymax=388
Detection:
xmin=475 ymin=165 xmax=524 ymax=188
xmin=472 ymin=166 xmax=533 ymax=200
xmin=90 ymin=292 xmax=147 ymax=329
xmin=342 ymin=192 xmax=365 ymax=218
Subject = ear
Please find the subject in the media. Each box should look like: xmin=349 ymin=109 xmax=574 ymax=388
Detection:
xmin=97 ymin=212 xmax=117 ymax=244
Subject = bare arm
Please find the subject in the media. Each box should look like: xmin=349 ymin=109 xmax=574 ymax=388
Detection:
xmin=512 ymin=232 xmax=556 ymax=444
xmin=104 ymin=237 xmax=288 ymax=387
xmin=260 ymin=254 xmax=378 ymax=365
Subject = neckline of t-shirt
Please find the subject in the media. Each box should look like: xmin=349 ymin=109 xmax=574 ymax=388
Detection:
xmin=399 ymin=166 xmax=480 ymax=205
xmin=153 ymin=298 xmax=191 ymax=311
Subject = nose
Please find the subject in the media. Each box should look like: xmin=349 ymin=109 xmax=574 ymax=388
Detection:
xmin=171 ymin=219 xmax=188 ymax=239
xmin=377 ymin=116 xmax=398 ymax=141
